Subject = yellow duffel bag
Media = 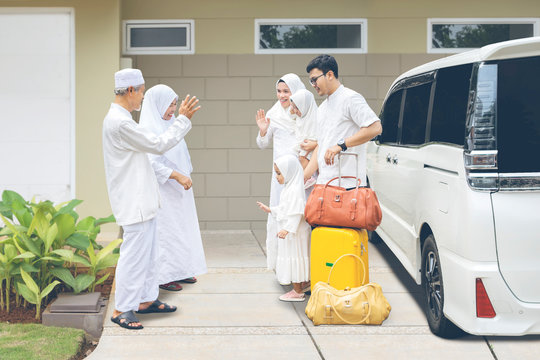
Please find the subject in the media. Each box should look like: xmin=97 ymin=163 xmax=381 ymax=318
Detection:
xmin=305 ymin=254 xmax=391 ymax=325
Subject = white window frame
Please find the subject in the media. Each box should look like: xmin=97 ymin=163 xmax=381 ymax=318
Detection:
xmin=255 ymin=18 xmax=367 ymax=54
xmin=428 ymin=18 xmax=540 ymax=54
xmin=123 ymin=19 xmax=194 ymax=55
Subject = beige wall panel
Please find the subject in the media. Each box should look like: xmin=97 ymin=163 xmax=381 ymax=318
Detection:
xmin=206 ymin=173 xmax=251 ymax=197
xmin=190 ymin=149 xmax=228 ymax=173
xmin=143 ymin=77 xmax=161 ymax=91
xmin=228 ymin=100 xmax=275 ymax=125
xmin=163 ymin=77 xmax=205 ymax=99
xmin=400 ymin=54 xmax=447 ymax=74
xmin=273 ymin=54 xmax=320 ymax=77
xmin=186 ymin=125 xmax=205 ymax=149
xmin=183 ymin=55 xmax=228 ymax=77
xmin=248 ymin=125 xmax=264 ymax=149
xmin=369 ymin=18 xmax=426 ymax=54
xmin=369 ymin=99 xmax=384 ymax=116
xmin=193 ymin=100 xmax=228 ymax=125
xmin=228 ymin=197 xmax=268 ymax=221
xmin=136 ymin=55 xmax=182 ymax=77
xmin=250 ymin=173 xmax=271 ymax=197
xmin=197 ymin=19 xmax=253 ymax=54
xmin=191 ymin=173 xmax=205 ymax=197
xmin=205 ymin=126 xmax=252 ymax=149
xmin=229 ymin=149 xmax=273 ymax=173
xmin=229 ymin=55 xmax=273 ymax=77
xmin=206 ymin=77 xmax=250 ymax=100
xmin=250 ymin=220 xmax=267 ymax=230
xmin=251 ymin=77 xmax=280 ymax=100
xmin=194 ymin=197 xmax=228 ymax=221
xmin=366 ymin=54 xmax=401 ymax=76
xmin=332 ymin=55 xmax=367 ymax=76
xmin=341 ymin=76 xmax=378 ymax=100
xmin=378 ymin=76 xmax=399 ymax=99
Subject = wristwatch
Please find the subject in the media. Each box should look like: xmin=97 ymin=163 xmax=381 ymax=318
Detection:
xmin=337 ymin=139 xmax=347 ymax=151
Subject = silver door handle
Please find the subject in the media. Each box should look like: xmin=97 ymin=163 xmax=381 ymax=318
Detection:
xmin=386 ymin=154 xmax=391 ymax=163
xmin=392 ymin=155 xmax=398 ymax=165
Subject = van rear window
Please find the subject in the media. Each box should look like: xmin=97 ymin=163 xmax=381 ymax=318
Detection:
xmin=497 ymin=56 xmax=540 ymax=173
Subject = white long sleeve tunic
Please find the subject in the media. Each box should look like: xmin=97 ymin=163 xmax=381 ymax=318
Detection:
xmin=102 ymin=103 xmax=192 ymax=226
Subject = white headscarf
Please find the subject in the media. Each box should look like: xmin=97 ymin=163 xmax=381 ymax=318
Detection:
xmin=139 ymin=84 xmax=193 ymax=175
xmin=290 ymin=89 xmax=318 ymax=143
xmin=274 ymin=155 xmax=306 ymax=224
xmin=266 ymin=73 xmax=306 ymax=133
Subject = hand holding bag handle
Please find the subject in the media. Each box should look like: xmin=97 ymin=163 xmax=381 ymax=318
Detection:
xmin=326 ymin=253 xmax=371 ymax=325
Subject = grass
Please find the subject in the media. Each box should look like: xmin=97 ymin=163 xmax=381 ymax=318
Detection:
xmin=0 ymin=322 xmax=85 ymax=360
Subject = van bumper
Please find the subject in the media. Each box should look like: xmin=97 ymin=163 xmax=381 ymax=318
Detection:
xmin=440 ymin=248 xmax=540 ymax=336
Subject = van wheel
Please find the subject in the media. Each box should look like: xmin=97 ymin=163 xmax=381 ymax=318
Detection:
xmin=421 ymin=235 xmax=463 ymax=338
xmin=368 ymin=230 xmax=381 ymax=244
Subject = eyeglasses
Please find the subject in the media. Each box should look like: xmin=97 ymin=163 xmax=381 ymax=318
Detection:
xmin=309 ymin=73 xmax=326 ymax=85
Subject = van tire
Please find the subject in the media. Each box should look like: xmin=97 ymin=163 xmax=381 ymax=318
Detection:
xmin=368 ymin=230 xmax=381 ymax=243
xmin=421 ymin=234 xmax=464 ymax=338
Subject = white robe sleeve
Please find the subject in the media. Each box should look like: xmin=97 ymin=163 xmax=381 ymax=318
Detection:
xmin=150 ymin=157 xmax=174 ymax=185
xmin=119 ymin=115 xmax=192 ymax=154
xmin=269 ymin=206 xmax=302 ymax=235
xmin=256 ymin=126 xmax=274 ymax=149
xmin=346 ymin=93 xmax=380 ymax=128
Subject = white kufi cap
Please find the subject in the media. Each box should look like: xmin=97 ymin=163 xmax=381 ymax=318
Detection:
xmin=114 ymin=68 xmax=145 ymax=88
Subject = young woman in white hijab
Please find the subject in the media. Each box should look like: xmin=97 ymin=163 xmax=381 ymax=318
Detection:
xmin=257 ymin=154 xmax=311 ymax=302
xmin=290 ymin=89 xmax=319 ymax=187
xmin=255 ymin=73 xmax=306 ymax=273
xmin=139 ymin=84 xmax=207 ymax=291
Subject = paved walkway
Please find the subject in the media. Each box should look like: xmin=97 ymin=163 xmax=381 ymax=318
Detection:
xmin=88 ymin=230 xmax=540 ymax=360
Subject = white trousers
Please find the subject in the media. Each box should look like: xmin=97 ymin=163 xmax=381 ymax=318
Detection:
xmin=114 ymin=218 xmax=159 ymax=312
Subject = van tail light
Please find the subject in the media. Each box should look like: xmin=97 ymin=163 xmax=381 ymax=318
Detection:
xmin=476 ymin=278 xmax=496 ymax=318
xmin=464 ymin=63 xmax=499 ymax=191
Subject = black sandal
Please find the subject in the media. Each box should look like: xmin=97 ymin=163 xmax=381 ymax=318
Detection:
xmin=178 ymin=277 xmax=197 ymax=284
xmin=111 ymin=310 xmax=143 ymax=330
xmin=136 ymin=299 xmax=177 ymax=314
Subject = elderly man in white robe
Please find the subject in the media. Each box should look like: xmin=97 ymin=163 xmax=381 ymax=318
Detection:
xmin=103 ymin=68 xmax=200 ymax=330
xmin=303 ymin=55 xmax=382 ymax=189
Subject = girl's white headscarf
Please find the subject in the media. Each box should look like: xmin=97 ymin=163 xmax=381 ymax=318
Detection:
xmin=291 ymin=89 xmax=318 ymax=145
xmin=265 ymin=73 xmax=306 ymax=133
xmin=274 ymin=155 xmax=306 ymax=225
xmin=139 ymin=84 xmax=193 ymax=175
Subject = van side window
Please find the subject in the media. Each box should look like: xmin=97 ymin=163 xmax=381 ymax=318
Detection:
xmin=379 ymin=89 xmax=403 ymax=144
xmin=401 ymin=83 xmax=432 ymax=145
xmin=430 ymin=64 xmax=473 ymax=146
xmin=497 ymin=56 xmax=540 ymax=173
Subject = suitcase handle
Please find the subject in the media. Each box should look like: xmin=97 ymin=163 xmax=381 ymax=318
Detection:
xmin=327 ymin=253 xmax=367 ymax=286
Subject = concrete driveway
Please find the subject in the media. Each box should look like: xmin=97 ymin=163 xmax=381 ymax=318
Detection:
xmin=88 ymin=230 xmax=540 ymax=359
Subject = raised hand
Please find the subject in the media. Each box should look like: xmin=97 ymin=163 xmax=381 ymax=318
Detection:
xmin=256 ymin=109 xmax=270 ymax=136
xmin=256 ymin=201 xmax=271 ymax=213
xmin=178 ymin=94 xmax=201 ymax=119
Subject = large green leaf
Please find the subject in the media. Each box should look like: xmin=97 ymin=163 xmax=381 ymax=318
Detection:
xmin=73 ymin=274 xmax=94 ymax=294
xmin=14 ymin=251 xmax=36 ymax=260
xmin=75 ymin=216 xmax=95 ymax=231
xmin=50 ymin=267 xmax=75 ymax=288
xmin=16 ymin=282 xmax=38 ymax=305
xmin=41 ymin=280 xmax=61 ymax=299
xmin=96 ymin=253 xmax=120 ymax=271
xmin=16 ymin=262 xmax=39 ymax=273
xmin=4 ymin=243 xmax=17 ymax=260
xmin=96 ymin=238 xmax=123 ymax=263
xmin=12 ymin=202 xmax=33 ymax=228
xmin=86 ymin=242 xmax=96 ymax=266
xmin=53 ymin=199 xmax=83 ymax=219
xmin=2 ymin=190 xmax=26 ymax=207
xmin=66 ymin=233 xmax=90 ymax=251
xmin=0 ymin=201 xmax=12 ymax=219
xmin=21 ymin=235 xmax=41 ymax=256
xmin=94 ymin=272 xmax=110 ymax=286
xmin=20 ymin=268 xmax=39 ymax=295
xmin=95 ymin=214 xmax=115 ymax=226
xmin=44 ymin=223 xmax=58 ymax=253
xmin=27 ymin=209 xmax=49 ymax=240
xmin=53 ymin=214 xmax=76 ymax=244
xmin=51 ymin=249 xmax=90 ymax=267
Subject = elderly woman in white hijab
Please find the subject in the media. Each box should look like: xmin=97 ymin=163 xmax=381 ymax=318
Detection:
xmin=139 ymin=84 xmax=207 ymax=292
xmin=255 ymin=73 xmax=306 ymax=273
xmin=257 ymin=154 xmax=311 ymax=301
xmin=290 ymin=89 xmax=319 ymax=187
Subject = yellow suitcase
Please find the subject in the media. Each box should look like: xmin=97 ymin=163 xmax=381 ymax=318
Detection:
xmin=310 ymin=227 xmax=369 ymax=291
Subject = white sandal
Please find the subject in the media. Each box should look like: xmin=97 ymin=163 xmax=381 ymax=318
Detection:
xmin=279 ymin=289 xmax=305 ymax=302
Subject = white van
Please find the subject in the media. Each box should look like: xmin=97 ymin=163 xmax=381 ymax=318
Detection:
xmin=367 ymin=37 xmax=540 ymax=338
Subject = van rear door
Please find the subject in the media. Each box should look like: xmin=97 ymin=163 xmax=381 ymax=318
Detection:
xmin=491 ymin=55 xmax=540 ymax=303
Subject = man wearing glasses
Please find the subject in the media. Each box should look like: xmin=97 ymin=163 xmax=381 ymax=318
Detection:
xmin=304 ymin=54 xmax=382 ymax=190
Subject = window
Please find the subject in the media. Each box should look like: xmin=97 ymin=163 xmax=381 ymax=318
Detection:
xmin=428 ymin=18 xmax=539 ymax=53
xmin=429 ymin=64 xmax=473 ymax=146
xmin=401 ymin=83 xmax=432 ymax=146
xmin=123 ymin=20 xmax=194 ymax=55
xmin=497 ymin=56 xmax=540 ymax=173
xmin=379 ymin=90 xmax=403 ymax=144
xmin=255 ymin=19 xmax=367 ymax=54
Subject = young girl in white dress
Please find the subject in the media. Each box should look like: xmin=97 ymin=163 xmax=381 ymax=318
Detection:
xmin=139 ymin=84 xmax=207 ymax=292
xmin=257 ymin=154 xmax=311 ymax=302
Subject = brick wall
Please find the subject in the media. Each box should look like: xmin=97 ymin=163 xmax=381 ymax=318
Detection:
xmin=132 ymin=53 xmax=445 ymax=230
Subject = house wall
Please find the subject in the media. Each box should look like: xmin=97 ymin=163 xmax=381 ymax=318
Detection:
xmin=122 ymin=0 xmax=540 ymax=229
xmin=0 ymin=0 xmax=121 ymax=232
